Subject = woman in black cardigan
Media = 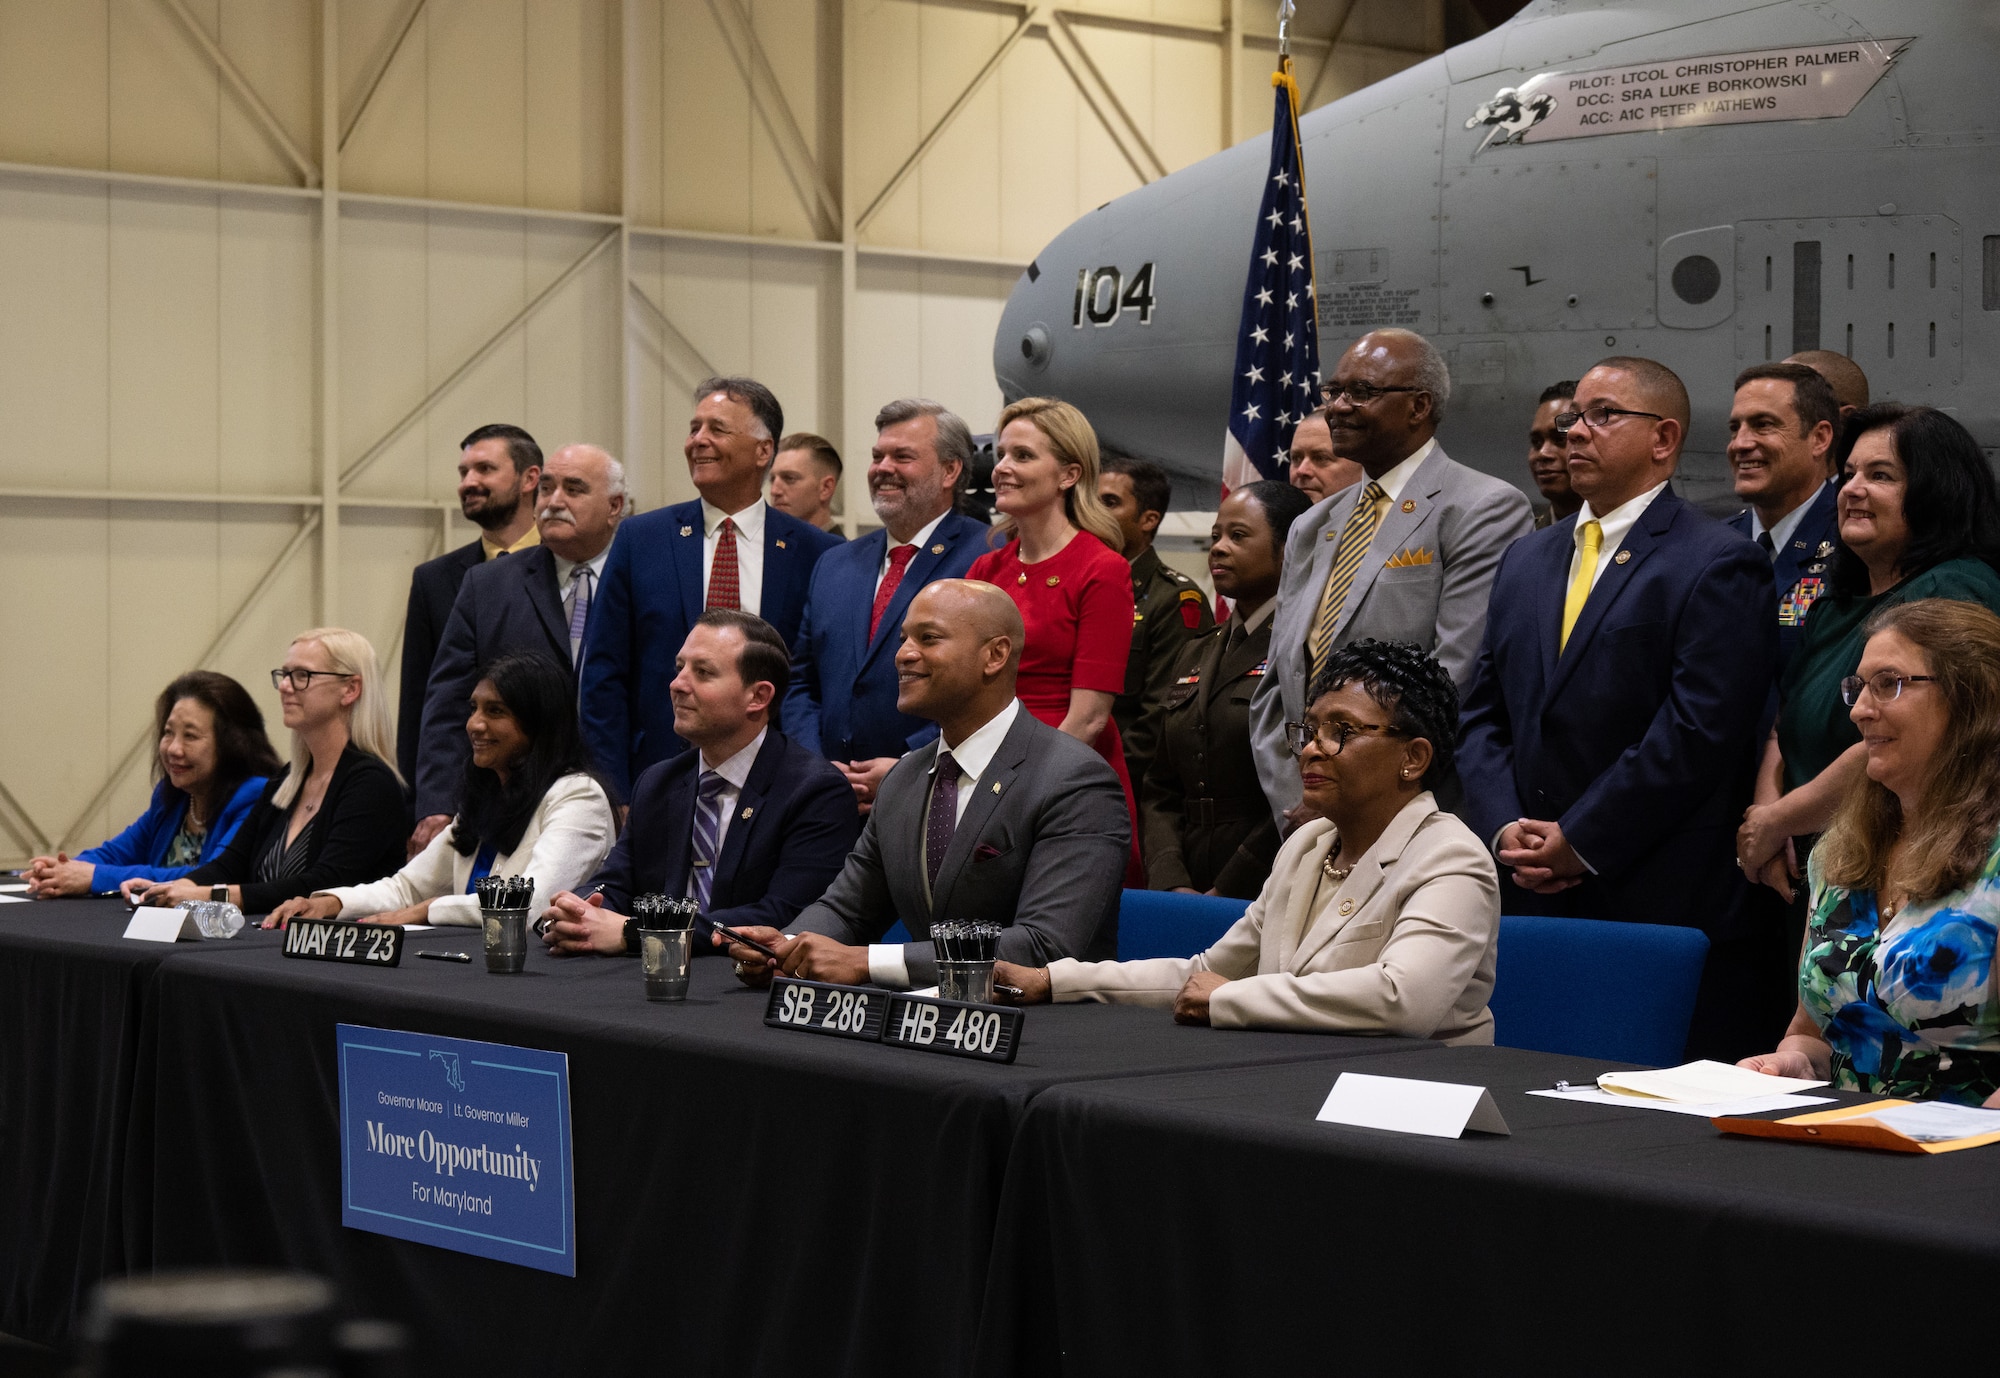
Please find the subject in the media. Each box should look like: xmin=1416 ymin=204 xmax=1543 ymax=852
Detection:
xmin=127 ymin=628 xmax=408 ymax=915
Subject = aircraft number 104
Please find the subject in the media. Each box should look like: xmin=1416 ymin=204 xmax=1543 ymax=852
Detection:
xmin=1073 ymin=263 xmax=1157 ymax=328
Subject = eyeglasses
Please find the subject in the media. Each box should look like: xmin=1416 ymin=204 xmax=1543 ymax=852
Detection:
xmin=1283 ymin=718 xmax=1408 ymax=757
xmin=270 ymin=668 xmax=352 ymax=693
xmin=1840 ymin=672 xmax=1937 ymax=706
xmin=1553 ymin=405 xmax=1665 ymax=434
xmin=1321 ymin=381 xmax=1421 ymax=406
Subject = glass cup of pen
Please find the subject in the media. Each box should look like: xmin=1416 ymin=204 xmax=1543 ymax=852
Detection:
xmin=635 ymin=895 xmax=696 ymax=1002
xmin=476 ymin=875 xmax=534 ymax=974
xmin=933 ymin=922 xmax=999 ymax=1004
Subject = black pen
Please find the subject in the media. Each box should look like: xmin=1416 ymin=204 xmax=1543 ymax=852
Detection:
xmin=1548 ymin=1080 xmax=1599 ymax=1093
xmin=708 ymin=921 xmax=782 ymax=962
xmin=418 ymin=951 xmax=472 ymax=964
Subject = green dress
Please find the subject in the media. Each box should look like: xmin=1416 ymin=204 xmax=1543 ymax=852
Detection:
xmin=1776 ymin=558 xmax=2000 ymax=791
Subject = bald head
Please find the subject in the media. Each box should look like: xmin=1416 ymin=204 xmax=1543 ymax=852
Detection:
xmin=1324 ymin=329 xmax=1449 ymax=475
xmin=895 ymin=579 xmax=1023 ymax=737
xmin=536 ymin=443 xmax=627 ymax=562
xmin=1786 ymin=350 xmax=1870 ymax=412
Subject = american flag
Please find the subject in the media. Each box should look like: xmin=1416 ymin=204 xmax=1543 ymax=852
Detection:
xmin=1221 ymin=58 xmax=1320 ymax=497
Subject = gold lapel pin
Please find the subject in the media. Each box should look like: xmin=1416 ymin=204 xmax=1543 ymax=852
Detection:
xmin=740 ymin=806 xmax=754 ymax=820
xmin=991 ymin=781 xmax=1003 ymax=794
xmin=1614 ymin=550 xmax=1632 ymax=565
xmin=776 ymin=538 xmax=787 ymax=549
xmin=679 ymin=525 xmax=693 ymax=537
xmin=1401 ymin=499 xmax=1416 ymax=513
xmin=1046 ymin=575 xmax=1060 ymax=587
xmin=1338 ymin=898 xmax=1355 ymax=916
xmin=931 ymin=543 xmax=945 ymax=554
xmin=1324 ymin=530 xmax=1337 ymax=541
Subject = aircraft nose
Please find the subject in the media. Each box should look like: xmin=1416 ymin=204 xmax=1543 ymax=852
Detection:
xmin=994 ymin=256 xmax=1068 ymax=403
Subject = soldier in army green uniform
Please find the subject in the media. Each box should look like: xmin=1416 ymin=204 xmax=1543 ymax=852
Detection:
xmin=1099 ymin=456 xmax=1213 ymax=792
xmin=1142 ymin=480 xmax=1311 ymax=897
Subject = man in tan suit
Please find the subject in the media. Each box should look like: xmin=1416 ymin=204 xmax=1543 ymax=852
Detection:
xmin=1005 ymin=640 xmax=1498 ymax=1041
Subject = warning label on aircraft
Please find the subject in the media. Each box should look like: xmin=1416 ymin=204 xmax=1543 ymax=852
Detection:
xmin=1465 ymin=37 xmax=1908 ymax=154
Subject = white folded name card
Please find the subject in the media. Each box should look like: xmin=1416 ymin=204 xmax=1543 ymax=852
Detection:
xmin=1316 ymin=1071 xmax=1512 ymax=1139
xmin=122 ymin=906 xmax=201 ymax=943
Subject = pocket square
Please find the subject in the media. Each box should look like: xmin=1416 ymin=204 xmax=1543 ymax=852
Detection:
xmin=1384 ymin=547 xmax=1434 ymax=568
xmin=973 ymin=843 xmax=1005 ymax=862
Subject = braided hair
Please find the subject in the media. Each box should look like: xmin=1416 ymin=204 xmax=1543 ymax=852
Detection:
xmin=1304 ymin=638 xmax=1459 ymax=791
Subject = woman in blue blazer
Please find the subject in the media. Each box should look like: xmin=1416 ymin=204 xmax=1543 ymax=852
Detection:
xmin=23 ymin=671 xmax=281 ymax=896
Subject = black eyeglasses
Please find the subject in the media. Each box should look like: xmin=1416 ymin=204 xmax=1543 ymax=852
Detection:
xmin=270 ymin=668 xmax=353 ymax=692
xmin=1554 ymin=405 xmax=1665 ymax=434
xmin=1283 ymin=718 xmax=1408 ymax=757
xmin=1840 ymin=672 xmax=1937 ymax=705
xmin=1321 ymin=382 xmax=1421 ymax=406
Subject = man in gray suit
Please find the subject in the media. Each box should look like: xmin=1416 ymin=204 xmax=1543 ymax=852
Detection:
xmin=1250 ymin=328 xmax=1532 ymax=822
xmin=720 ymin=579 xmax=1129 ymax=989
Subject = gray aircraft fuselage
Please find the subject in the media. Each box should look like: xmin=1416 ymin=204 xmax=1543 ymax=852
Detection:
xmin=994 ymin=0 xmax=1998 ymax=510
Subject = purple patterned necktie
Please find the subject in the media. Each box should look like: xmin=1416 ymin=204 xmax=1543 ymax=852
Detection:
xmin=690 ymin=771 xmax=728 ymax=913
xmin=924 ymin=751 xmax=963 ymax=896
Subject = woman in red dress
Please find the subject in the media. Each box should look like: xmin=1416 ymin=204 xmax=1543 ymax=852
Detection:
xmin=966 ymin=397 xmax=1143 ymax=879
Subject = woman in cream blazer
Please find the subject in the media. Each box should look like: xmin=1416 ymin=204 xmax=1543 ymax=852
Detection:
xmin=266 ymin=654 xmax=614 ymax=929
xmin=1003 ymin=639 xmax=1499 ymax=1043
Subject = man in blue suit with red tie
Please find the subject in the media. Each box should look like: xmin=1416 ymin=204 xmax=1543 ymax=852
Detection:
xmin=784 ymin=398 xmax=989 ymax=810
xmin=1458 ymin=356 xmax=1779 ymax=1059
xmin=581 ymin=377 xmax=843 ymax=799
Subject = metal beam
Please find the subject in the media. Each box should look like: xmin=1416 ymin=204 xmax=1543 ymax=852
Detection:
xmin=0 ymin=777 xmax=52 ymax=856
xmin=338 ymin=226 xmax=622 ymax=491
xmin=158 ymin=0 xmax=320 ymax=188
xmin=319 ymin=0 xmax=341 ymax=624
xmin=57 ymin=512 xmax=323 ymax=850
xmin=628 ymin=222 xmax=841 ymax=254
xmin=1046 ymin=12 xmax=1169 ymax=181
xmin=856 ymin=6 xmax=1040 ymax=232
xmin=340 ymin=0 xmax=431 ymax=153
xmin=1040 ymin=21 xmax=1156 ymax=185
xmin=627 ymin=280 xmax=721 ymax=386
xmin=1301 ymin=0 xmax=1360 ymax=111
xmin=703 ymin=0 xmax=842 ymax=240
xmin=342 ymin=189 xmax=624 ymax=227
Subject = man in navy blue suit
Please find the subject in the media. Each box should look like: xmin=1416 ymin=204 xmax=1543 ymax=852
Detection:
xmin=1458 ymin=356 xmax=1778 ymax=1058
xmin=785 ymin=398 xmax=989 ymax=811
xmin=539 ymin=610 xmax=860 ymax=956
xmin=1724 ymin=362 xmax=1842 ymax=680
xmin=580 ymin=377 xmax=844 ymax=799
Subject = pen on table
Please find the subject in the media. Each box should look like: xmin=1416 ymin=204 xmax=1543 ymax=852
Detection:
xmin=1547 ymin=1080 xmax=1599 ymax=1093
xmin=708 ymin=921 xmax=782 ymax=962
xmin=417 ymin=951 xmax=472 ymax=964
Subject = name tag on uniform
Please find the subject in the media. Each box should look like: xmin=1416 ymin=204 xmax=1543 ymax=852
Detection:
xmin=283 ymin=917 xmax=405 ymax=967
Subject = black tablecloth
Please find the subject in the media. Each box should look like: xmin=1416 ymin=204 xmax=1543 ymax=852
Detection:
xmin=0 ymin=900 xmax=287 ymax=1341
xmin=975 ymin=1044 xmax=2000 ymax=1376
xmin=126 ymin=924 xmax=1428 ymax=1377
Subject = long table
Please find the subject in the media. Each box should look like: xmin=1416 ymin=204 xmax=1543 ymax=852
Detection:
xmin=3 ymin=898 xmax=1428 ymax=1376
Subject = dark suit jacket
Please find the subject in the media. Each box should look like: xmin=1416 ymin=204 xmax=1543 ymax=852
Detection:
xmin=186 ymin=745 xmax=410 ymax=915
xmin=1726 ymin=477 xmax=1840 ymax=680
xmin=1457 ymin=487 xmax=1776 ymax=933
xmin=399 ymin=539 xmax=484 ymax=783
xmin=580 ymin=500 xmax=843 ymax=798
xmin=415 ymin=545 xmax=577 ymax=818
xmin=585 ymin=729 xmax=860 ymax=945
xmin=783 ymin=510 xmax=989 ymax=761
xmin=790 ymin=707 xmax=1129 ymax=986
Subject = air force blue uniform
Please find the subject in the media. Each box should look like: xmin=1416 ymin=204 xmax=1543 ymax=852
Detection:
xmin=1726 ymin=477 xmax=1841 ymax=679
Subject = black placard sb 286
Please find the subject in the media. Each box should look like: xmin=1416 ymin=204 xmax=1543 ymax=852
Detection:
xmin=280 ymin=918 xmax=404 ymax=967
xmin=763 ymin=977 xmax=1022 ymax=1064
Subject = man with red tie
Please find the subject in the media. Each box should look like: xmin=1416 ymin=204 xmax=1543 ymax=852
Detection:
xmin=783 ymin=399 xmax=990 ymax=811
xmin=581 ymin=377 xmax=843 ymax=800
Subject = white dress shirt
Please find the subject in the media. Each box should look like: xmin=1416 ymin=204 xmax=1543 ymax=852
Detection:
xmin=686 ymin=727 xmax=767 ymax=902
xmin=701 ymin=499 xmax=767 ymax=615
xmin=552 ymin=547 xmax=611 ymax=662
xmin=863 ymin=699 xmax=1023 ymax=989
xmin=876 ymin=511 xmax=950 ymax=597
xmin=1748 ymin=491 xmax=1814 ymax=559
xmin=1371 ymin=436 xmax=1435 ymax=503
xmin=1568 ymin=480 xmax=1669 ymax=595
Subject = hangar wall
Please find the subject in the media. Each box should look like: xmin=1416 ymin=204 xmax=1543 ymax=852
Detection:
xmin=0 ymin=0 xmax=1451 ymax=863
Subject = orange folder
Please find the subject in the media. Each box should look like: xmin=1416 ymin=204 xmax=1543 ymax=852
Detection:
xmin=1713 ymin=1099 xmax=2000 ymax=1154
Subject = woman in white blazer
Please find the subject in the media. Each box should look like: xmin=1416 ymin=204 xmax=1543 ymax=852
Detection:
xmin=265 ymin=654 xmax=614 ymax=929
xmin=1001 ymin=639 xmax=1499 ymax=1042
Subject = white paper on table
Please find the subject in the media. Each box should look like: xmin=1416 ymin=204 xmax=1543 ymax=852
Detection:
xmin=1867 ymin=1101 xmax=2000 ymax=1142
xmin=1595 ymin=1059 xmax=1827 ymax=1103
xmin=0 ymin=893 xmax=29 ymax=905
xmin=123 ymin=906 xmax=201 ymax=943
xmin=398 ymin=924 xmax=438 ymax=934
xmin=1318 ymin=1072 xmax=1511 ymax=1138
xmin=1527 ymin=1087 xmax=1833 ymax=1117
xmin=0 ymin=882 xmax=29 ymax=893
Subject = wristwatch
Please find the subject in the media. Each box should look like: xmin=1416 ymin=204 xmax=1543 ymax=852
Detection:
xmin=210 ymin=884 xmax=229 ymax=904
xmin=623 ymin=915 xmax=642 ymax=955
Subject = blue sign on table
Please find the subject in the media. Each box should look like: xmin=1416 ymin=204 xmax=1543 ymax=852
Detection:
xmin=336 ymin=1024 xmax=575 ymax=1276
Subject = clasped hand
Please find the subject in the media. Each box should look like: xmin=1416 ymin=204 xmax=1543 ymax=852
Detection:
xmin=1496 ymin=819 xmax=1585 ymax=894
xmin=22 ymin=852 xmax=94 ymax=898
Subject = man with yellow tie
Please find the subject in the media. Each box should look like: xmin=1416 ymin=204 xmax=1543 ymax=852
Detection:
xmin=1250 ymin=328 xmax=1531 ymax=825
xmin=1457 ymin=356 xmax=1777 ymax=1059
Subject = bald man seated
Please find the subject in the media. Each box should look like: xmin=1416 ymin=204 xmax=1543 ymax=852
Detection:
xmin=721 ymin=580 xmax=1130 ymax=990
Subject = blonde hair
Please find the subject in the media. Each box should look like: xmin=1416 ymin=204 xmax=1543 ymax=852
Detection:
xmin=272 ymin=626 xmax=402 ymax=807
xmin=1817 ymin=599 xmax=2000 ymax=902
xmin=991 ymin=397 xmax=1125 ymax=553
